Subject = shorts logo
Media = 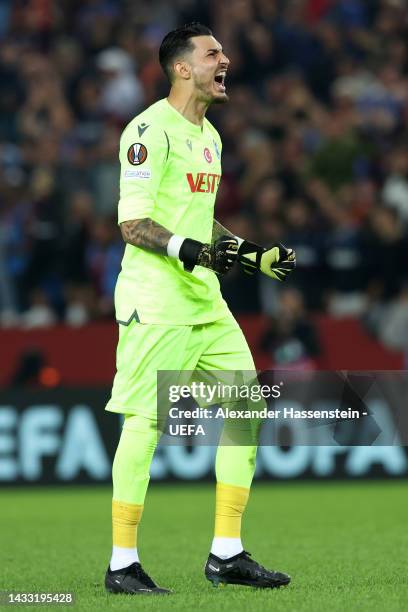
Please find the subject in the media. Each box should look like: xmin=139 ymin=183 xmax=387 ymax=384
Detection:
xmin=127 ymin=143 xmax=148 ymax=165
xmin=204 ymin=147 xmax=212 ymax=163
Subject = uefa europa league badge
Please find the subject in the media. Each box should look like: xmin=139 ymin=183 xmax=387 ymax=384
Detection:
xmin=127 ymin=143 xmax=148 ymax=165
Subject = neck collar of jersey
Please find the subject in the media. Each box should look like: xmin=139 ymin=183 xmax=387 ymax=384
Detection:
xmin=164 ymin=98 xmax=204 ymax=134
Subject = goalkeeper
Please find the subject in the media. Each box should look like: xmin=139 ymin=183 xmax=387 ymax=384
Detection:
xmin=104 ymin=22 xmax=296 ymax=595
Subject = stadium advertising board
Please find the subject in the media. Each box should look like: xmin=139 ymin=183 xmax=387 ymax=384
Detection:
xmin=0 ymin=386 xmax=407 ymax=485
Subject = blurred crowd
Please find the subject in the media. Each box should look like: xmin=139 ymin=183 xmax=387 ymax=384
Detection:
xmin=1 ymin=0 xmax=408 ymax=366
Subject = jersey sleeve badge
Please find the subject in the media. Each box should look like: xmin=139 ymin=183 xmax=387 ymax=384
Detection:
xmin=127 ymin=143 xmax=148 ymax=165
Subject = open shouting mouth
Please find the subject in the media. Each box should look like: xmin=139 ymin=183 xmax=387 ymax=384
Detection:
xmin=214 ymin=70 xmax=227 ymax=92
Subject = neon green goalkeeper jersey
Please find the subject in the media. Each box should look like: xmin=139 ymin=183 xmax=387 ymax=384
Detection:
xmin=115 ymin=98 xmax=230 ymax=325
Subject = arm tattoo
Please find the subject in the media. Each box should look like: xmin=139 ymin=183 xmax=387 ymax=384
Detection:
xmin=120 ymin=218 xmax=173 ymax=255
xmin=212 ymin=219 xmax=234 ymax=243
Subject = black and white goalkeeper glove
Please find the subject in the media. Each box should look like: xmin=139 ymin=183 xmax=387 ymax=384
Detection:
xmin=167 ymin=235 xmax=238 ymax=275
xmin=237 ymin=240 xmax=296 ymax=281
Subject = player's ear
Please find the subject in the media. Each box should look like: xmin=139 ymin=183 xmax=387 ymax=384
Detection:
xmin=173 ymin=59 xmax=191 ymax=80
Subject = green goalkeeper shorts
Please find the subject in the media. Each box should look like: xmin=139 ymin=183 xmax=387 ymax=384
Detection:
xmin=105 ymin=313 xmax=255 ymax=417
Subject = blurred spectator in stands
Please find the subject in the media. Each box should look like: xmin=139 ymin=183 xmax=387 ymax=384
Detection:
xmin=0 ymin=40 xmax=23 ymax=141
xmin=0 ymin=203 xmax=18 ymax=325
xmin=0 ymin=178 xmax=31 ymax=325
xmin=62 ymin=189 xmax=96 ymax=326
xmin=278 ymin=126 xmax=311 ymax=199
xmin=0 ymin=0 xmax=12 ymax=40
xmin=357 ymin=63 xmax=405 ymax=135
xmin=283 ymin=197 xmax=326 ymax=310
xmin=21 ymin=288 xmax=56 ymax=329
xmin=377 ymin=287 xmax=408 ymax=352
xmin=308 ymin=110 xmax=372 ymax=191
xmin=17 ymin=166 xmax=63 ymax=312
xmin=18 ymin=52 xmax=73 ymax=142
xmin=75 ymin=0 xmax=121 ymax=54
xmin=348 ymin=179 xmax=378 ymax=226
xmin=52 ymin=36 xmax=84 ymax=101
xmin=90 ymin=124 xmax=120 ymax=216
xmin=85 ymin=216 xmax=123 ymax=318
xmin=62 ymin=189 xmax=94 ymax=286
xmin=74 ymin=75 xmax=104 ymax=141
xmin=253 ymin=178 xmax=283 ymax=224
xmin=365 ymin=206 xmax=408 ymax=302
xmin=96 ymin=47 xmax=144 ymax=121
xmin=307 ymin=178 xmax=369 ymax=316
xmin=251 ymin=178 xmax=287 ymax=316
xmin=382 ymin=146 xmax=408 ymax=224
xmin=238 ymin=22 xmax=285 ymax=86
xmin=238 ymin=130 xmax=277 ymax=201
xmin=260 ymin=288 xmax=321 ymax=369
xmin=65 ymin=284 xmax=96 ymax=327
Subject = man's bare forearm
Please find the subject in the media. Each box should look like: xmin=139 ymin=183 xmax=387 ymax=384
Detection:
xmin=120 ymin=218 xmax=173 ymax=254
xmin=212 ymin=219 xmax=234 ymax=243
xmin=121 ymin=217 xmax=236 ymax=256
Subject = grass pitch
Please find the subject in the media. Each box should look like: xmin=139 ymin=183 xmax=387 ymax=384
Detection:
xmin=1 ymin=481 xmax=407 ymax=611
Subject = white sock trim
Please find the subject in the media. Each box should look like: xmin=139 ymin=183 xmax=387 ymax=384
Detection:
xmin=211 ymin=537 xmax=243 ymax=559
xmin=110 ymin=546 xmax=139 ymax=571
xmin=167 ymin=235 xmax=186 ymax=258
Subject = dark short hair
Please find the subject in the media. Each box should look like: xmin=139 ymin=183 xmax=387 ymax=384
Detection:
xmin=159 ymin=22 xmax=212 ymax=82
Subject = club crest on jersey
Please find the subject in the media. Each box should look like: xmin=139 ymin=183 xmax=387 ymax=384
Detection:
xmin=127 ymin=143 xmax=148 ymax=165
xmin=204 ymin=147 xmax=212 ymax=163
xmin=213 ymin=140 xmax=221 ymax=159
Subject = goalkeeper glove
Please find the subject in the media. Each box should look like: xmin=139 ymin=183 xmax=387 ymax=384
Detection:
xmin=237 ymin=240 xmax=296 ymax=281
xmin=168 ymin=235 xmax=239 ymax=275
